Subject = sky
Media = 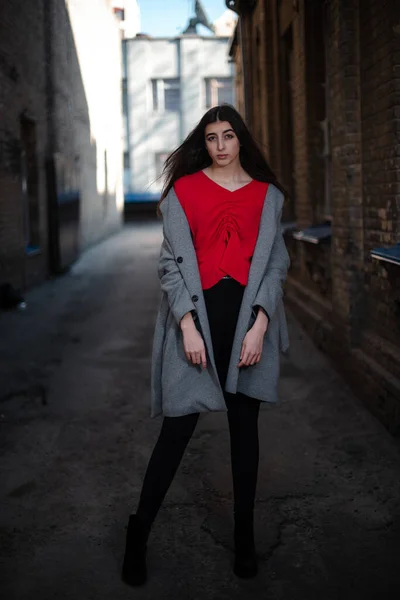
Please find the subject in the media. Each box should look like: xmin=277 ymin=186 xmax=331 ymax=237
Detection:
xmin=138 ymin=0 xmax=231 ymax=37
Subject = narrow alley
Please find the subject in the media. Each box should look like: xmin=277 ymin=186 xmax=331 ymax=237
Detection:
xmin=1 ymin=219 xmax=399 ymax=600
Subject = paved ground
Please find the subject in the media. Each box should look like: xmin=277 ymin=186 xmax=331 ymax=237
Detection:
xmin=1 ymin=219 xmax=400 ymax=600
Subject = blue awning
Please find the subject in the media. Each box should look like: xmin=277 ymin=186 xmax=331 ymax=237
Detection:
xmin=370 ymin=243 xmax=400 ymax=266
xmin=293 ymin=223 xmax=332 ymax=244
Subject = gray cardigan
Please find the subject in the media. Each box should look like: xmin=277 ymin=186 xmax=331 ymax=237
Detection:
xmin=150 ymin=183 xmax=290 ymax=418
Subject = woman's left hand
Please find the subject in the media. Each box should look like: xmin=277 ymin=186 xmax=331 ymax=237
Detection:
xmin=238 ymin=311 xmax=269 ymax=367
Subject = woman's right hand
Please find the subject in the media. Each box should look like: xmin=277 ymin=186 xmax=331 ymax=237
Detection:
xmin=180 ymin=313 xmax=207 ymax=369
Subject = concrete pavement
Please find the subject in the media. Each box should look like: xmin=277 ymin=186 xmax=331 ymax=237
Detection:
xmin=1 ymin=219 xmax=400 ymax=600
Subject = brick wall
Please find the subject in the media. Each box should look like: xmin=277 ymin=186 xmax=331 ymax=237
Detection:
xmin=248 ymin=0 xmax=269 ymax=151
xmin=231 ymin=0 xmax=400 ymax=434
xmin=356 ymin=0 xmax=400 ymax=428
xmin=359 ymin=0 xmax=400 ymax=349
xmin=290 ymin=2 xmax=311 ymax=229
xmin=328 ymin=0 xmax=365 ymax=341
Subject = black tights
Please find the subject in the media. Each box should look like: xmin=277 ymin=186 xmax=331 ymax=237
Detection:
xmin=137 ymin=279 xmax=261 ymax=529
xmin=136 ymin=392 xmax=260 ymax=529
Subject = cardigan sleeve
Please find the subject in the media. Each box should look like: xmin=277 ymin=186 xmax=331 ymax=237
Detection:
xmin=158 ymin=229 xmax=197 ymax=326
xmin=252 ymin=204 xmax=290 ymax=321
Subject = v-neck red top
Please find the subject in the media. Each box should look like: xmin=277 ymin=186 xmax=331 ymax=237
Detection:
xmin=174 ymin=170 xmax=269 ymax=290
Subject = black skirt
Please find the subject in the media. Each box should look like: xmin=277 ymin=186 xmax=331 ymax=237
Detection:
xmin=203 ymin=277 xmax=245 ymax=389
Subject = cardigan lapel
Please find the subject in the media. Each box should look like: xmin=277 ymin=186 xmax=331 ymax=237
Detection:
xmin=238 ymin=183 xmax=281 ymax=308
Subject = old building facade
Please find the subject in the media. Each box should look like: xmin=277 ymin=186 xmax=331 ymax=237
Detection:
xmin=123 ymin=34 xmax=235 ymax=201
xmin=228 ymin=0 xmax=400 ymax=433
xmin=0 ymin=0 xmax=124 ymax=291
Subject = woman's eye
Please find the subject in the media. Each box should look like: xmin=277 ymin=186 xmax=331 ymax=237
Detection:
xmin=225 ymin=134 xmax=234 ymax=139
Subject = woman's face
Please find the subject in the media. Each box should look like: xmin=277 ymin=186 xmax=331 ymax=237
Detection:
xmin=204 ymin=120 xmax=240 ymax=167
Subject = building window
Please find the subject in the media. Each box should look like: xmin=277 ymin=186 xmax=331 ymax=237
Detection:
xmin=113 ymin=7 xmax=125 ymax=21
xmin=20 ymin=115 xmax=40 ymax=252
xmin=152 ymin=79 xmax=180 ymax=112
xmin=155 ymin=151 xmax=171 ymax=180
xmin=205 ymin=77 xmax=234 ymax=108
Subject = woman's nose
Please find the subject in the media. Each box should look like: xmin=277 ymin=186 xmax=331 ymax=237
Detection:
xmin=217 ymin=137 xmax=225 ymax=151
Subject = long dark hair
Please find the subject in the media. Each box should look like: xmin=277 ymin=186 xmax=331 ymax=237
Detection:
xmin=158 ymin=104 xmax=285 ymax=212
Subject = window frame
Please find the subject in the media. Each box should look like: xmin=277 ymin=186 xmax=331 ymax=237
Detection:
xmin=204 ymin=77 xmax=234 ymax=109
xmin=151 ymin=78 xmax=181 ymax=113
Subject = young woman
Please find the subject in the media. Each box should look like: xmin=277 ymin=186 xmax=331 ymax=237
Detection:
xmin=122 ymin=104 xmax=290 ymax=586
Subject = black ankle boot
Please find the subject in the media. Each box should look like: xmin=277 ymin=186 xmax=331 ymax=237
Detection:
xmin=122 ymin=514 xmax=150 ymax=586
xmin=233 ymin=512 xmax=258 ymax=578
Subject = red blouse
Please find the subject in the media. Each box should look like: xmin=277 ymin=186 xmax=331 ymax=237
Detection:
xmin=174 ymin=170 xmax=268 ymax=290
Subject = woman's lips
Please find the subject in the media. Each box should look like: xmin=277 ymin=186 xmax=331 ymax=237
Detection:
xmin=217 ymin=154 xmax=228 ymax=159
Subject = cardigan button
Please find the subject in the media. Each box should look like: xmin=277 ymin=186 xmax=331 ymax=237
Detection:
xmin=192 ymin=295 xmax=199 ymax=302
xmin=177 ymin=256 xmax=183 ymax=263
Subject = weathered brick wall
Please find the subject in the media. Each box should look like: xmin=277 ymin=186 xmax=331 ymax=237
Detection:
xmin=359 ymin=0 xmax=400 ymax=350
xmin=264 ymin=0 xmax=281 ymax=181
xmin=327 ymin=0 xmax=364 ymax=340
xmin=231 ymin=0 xmax=400 ymax=433
xmin=231 ymin=37 xmax=245 ymax=117
xmin=0 ymin=0 xmax=48 ymax=289
xmin=304 ymin=0 xmax=327 ymax=225
xmin=289 ymin=2 xmax=311 ymax=229
xmin=231 ymin=2 xmax=277 ymax=172
xmin=248 ymin=0 xmax=269 ymax=151
xmin=302 ymin=0 xmax=399 ymax=430
xmin=298 ymin=0 xmax=399 ymax=429
xmin=355 ymin=0 xmax=400 ymax=428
